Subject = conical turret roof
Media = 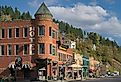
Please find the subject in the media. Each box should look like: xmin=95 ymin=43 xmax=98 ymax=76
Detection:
xmin=35 ymin=2 xmax=53 ymax=17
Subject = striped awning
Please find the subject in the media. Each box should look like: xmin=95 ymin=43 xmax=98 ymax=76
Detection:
xmin=9 ymin=64 xmax=16 ymax=69
xmin=8 ymin=62 xmax=16 ymax=69
xmin=22 ymin=64 xmax=31 ymax=69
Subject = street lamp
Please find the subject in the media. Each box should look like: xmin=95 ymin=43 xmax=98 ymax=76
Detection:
xmin=15 ymin=56 xmax=22 ymax=80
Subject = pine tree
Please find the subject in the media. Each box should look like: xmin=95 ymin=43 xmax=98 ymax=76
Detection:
xmin=7 ymin=6 xmax=14 ymax=19
xmin=25 ymin=11 xmax=31 ymax=19
xmin=14 ymin=7 xmax=21 ymax=19
xmin=21 ymin=12 xmax=26 ymax=19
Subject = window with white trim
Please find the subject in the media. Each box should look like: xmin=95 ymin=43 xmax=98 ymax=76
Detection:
xmin=38 ymin=43 xmax=45 ymax=54
xmin=23 ymin=27 xmax=28 ymax=37
xmin=23 ymin=44 xmax=29 ymax=55
xmin=50 ymin=44 xmax=52 ymax=54
xmin=15 ymin=28 xmax=19 ymax=37
xmin=8 ymin=28 xmax=12 ymax=38
xmin=0 ymin=45 xmax=4 ymax=55
xmin=8 ymin=44 xmax=12 ymax=55
xmin=49 ymin=27 xmax=52 ymax=36
xmin=52 ymin=30 xmax=56 ymax=39
xmin=52 ymin=45 xmax=56 ymax=55
xmin=38 ymin=25 xmax=45 ymax=36
xmin=50 ymin=44 xmax=56 ymax=55
xmin=15 ymin=45 xmax=19 ymax=55
xmin=1 ymin=29 xmax=5 ymax=38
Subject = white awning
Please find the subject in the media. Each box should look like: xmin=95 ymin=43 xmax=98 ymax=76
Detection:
xmin=68 ymin=64 xmax=82 ymax=68
xmin=9 ymin=64 xmax=15 ymax=69
xmin=39 ymin=67 xmax=46 ymax=71
xmin=8 ymin=62 xmax=16 ymax=69
xmin=22 ymin=64 xmax=30 ymax=69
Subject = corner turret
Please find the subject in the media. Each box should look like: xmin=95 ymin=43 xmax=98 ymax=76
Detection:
xmin=34 ymin=2 xmax=53 ymax=20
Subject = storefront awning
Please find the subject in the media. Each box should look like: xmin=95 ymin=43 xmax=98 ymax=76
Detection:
xmin=22 ymin=64 xmax=31 ymax=69
xmin=68 ymin=64 xmax=82 ymax=68
xmin=8 ymin=62 xmax=16 ymax=69
xmin=39 ymin=67 xmax=46 ymax=71
xmin=9 ymin=64 xmax=16 ymax=69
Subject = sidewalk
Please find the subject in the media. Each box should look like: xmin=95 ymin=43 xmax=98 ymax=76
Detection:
xmin=86 ymin=77 xmax=101 ymax=81
xmin=30 ymin=78 xmax=100 ymax=82
xmin=48 ymin=80 xmax=68 ymax=82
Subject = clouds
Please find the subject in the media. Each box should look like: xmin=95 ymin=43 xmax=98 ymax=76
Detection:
xmin=49 ymin=3 xmax=121 ymax=42
xmin=28 ymin=0 xmax=38 ymax=7
xmin=49 ymin=4 xmax=108 ymax=27
xmin=28 ymin=0 xmax=58 ymax=7
xmin=90 ymin=16 xmax=121 ymax=37
xmin=28 ymin=0 xmax=121 ymax=44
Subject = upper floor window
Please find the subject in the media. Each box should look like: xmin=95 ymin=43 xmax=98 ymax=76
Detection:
xmin=49 ymin=27 xmax=56 ymax=39
xmin=38 ymin=43 xmax=45 ymax=54
xmin=50 ymin=44 xmax=56 ymax=55
xmin=23 ymin=28 xmax=28 ymax=37
xmin=15 ymin=45 xmax=19 ymax=55
xmin=15 ymin=28 xmax=19 ymax=37
xmin=52 ymin=45 xmax=56 ymax=55
xmin=8 ymin=28 xmax=12 ymax=38
xmin=52 ymin=30 xmax=55 ymax=38
xmin=50 ymin=44 xmax=52 ymax=54
xmin=58 ymin=53 xmax=61 ymax=61
xmin=49 ymin=27 xmax=52 ymax=36
xmin=2 ymin=29 xmax=5 ymax=38
xmin=0 ymin=45 xmax=4 ymax=55
xmin=8 ymin=44 xmax=12 ymax=55
xmin=23 ymin=44 xmax=29 ymax=55
xmin=31 ymin=44 xmax=35 ymax=55
xmin=58 ymin=53 xmax=63 ymax=61
xmin=38 ymin=25 xmax=45 ymax=36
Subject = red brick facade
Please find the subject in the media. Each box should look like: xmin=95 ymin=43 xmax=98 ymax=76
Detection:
xmin=0 ymin=3 xmax=73 ymax=80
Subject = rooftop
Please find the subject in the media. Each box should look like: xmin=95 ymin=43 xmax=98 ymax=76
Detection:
xmin=35 ymin=2 xmax=53 ymax=17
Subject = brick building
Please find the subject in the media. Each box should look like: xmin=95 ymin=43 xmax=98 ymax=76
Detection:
xmin=0 ymin=2 xmax=73 ymax=80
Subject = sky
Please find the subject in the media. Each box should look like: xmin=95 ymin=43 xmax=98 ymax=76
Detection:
xmin=1 ymin=0 xmax=121 ymax=45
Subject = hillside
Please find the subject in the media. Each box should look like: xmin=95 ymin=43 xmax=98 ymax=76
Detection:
xmin=54 ymin=19 xmax=121 ymax=72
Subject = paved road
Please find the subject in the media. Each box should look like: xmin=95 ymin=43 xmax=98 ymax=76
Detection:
xmin=68 ymin=76 xmax=121 ymax=82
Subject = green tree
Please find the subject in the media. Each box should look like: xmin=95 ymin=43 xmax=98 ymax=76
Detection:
xmin=14 ymin=7 xmax=21 ymax=19
xmin=25 ymin=11 xmax=31 ymax=19
xmin=7 ymin=6 xmax=14 ymax=19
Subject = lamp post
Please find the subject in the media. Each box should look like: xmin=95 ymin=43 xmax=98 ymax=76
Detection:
xmin=15 ymin=56 xmax=22 ymax=80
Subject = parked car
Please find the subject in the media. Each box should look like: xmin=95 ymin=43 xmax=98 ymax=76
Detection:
xmin=100 ymin=74 xmax=105 ymax=78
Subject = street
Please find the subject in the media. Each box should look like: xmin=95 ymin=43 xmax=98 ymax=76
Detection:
xmin=68 ymin=76 xmax=121 ymax=82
